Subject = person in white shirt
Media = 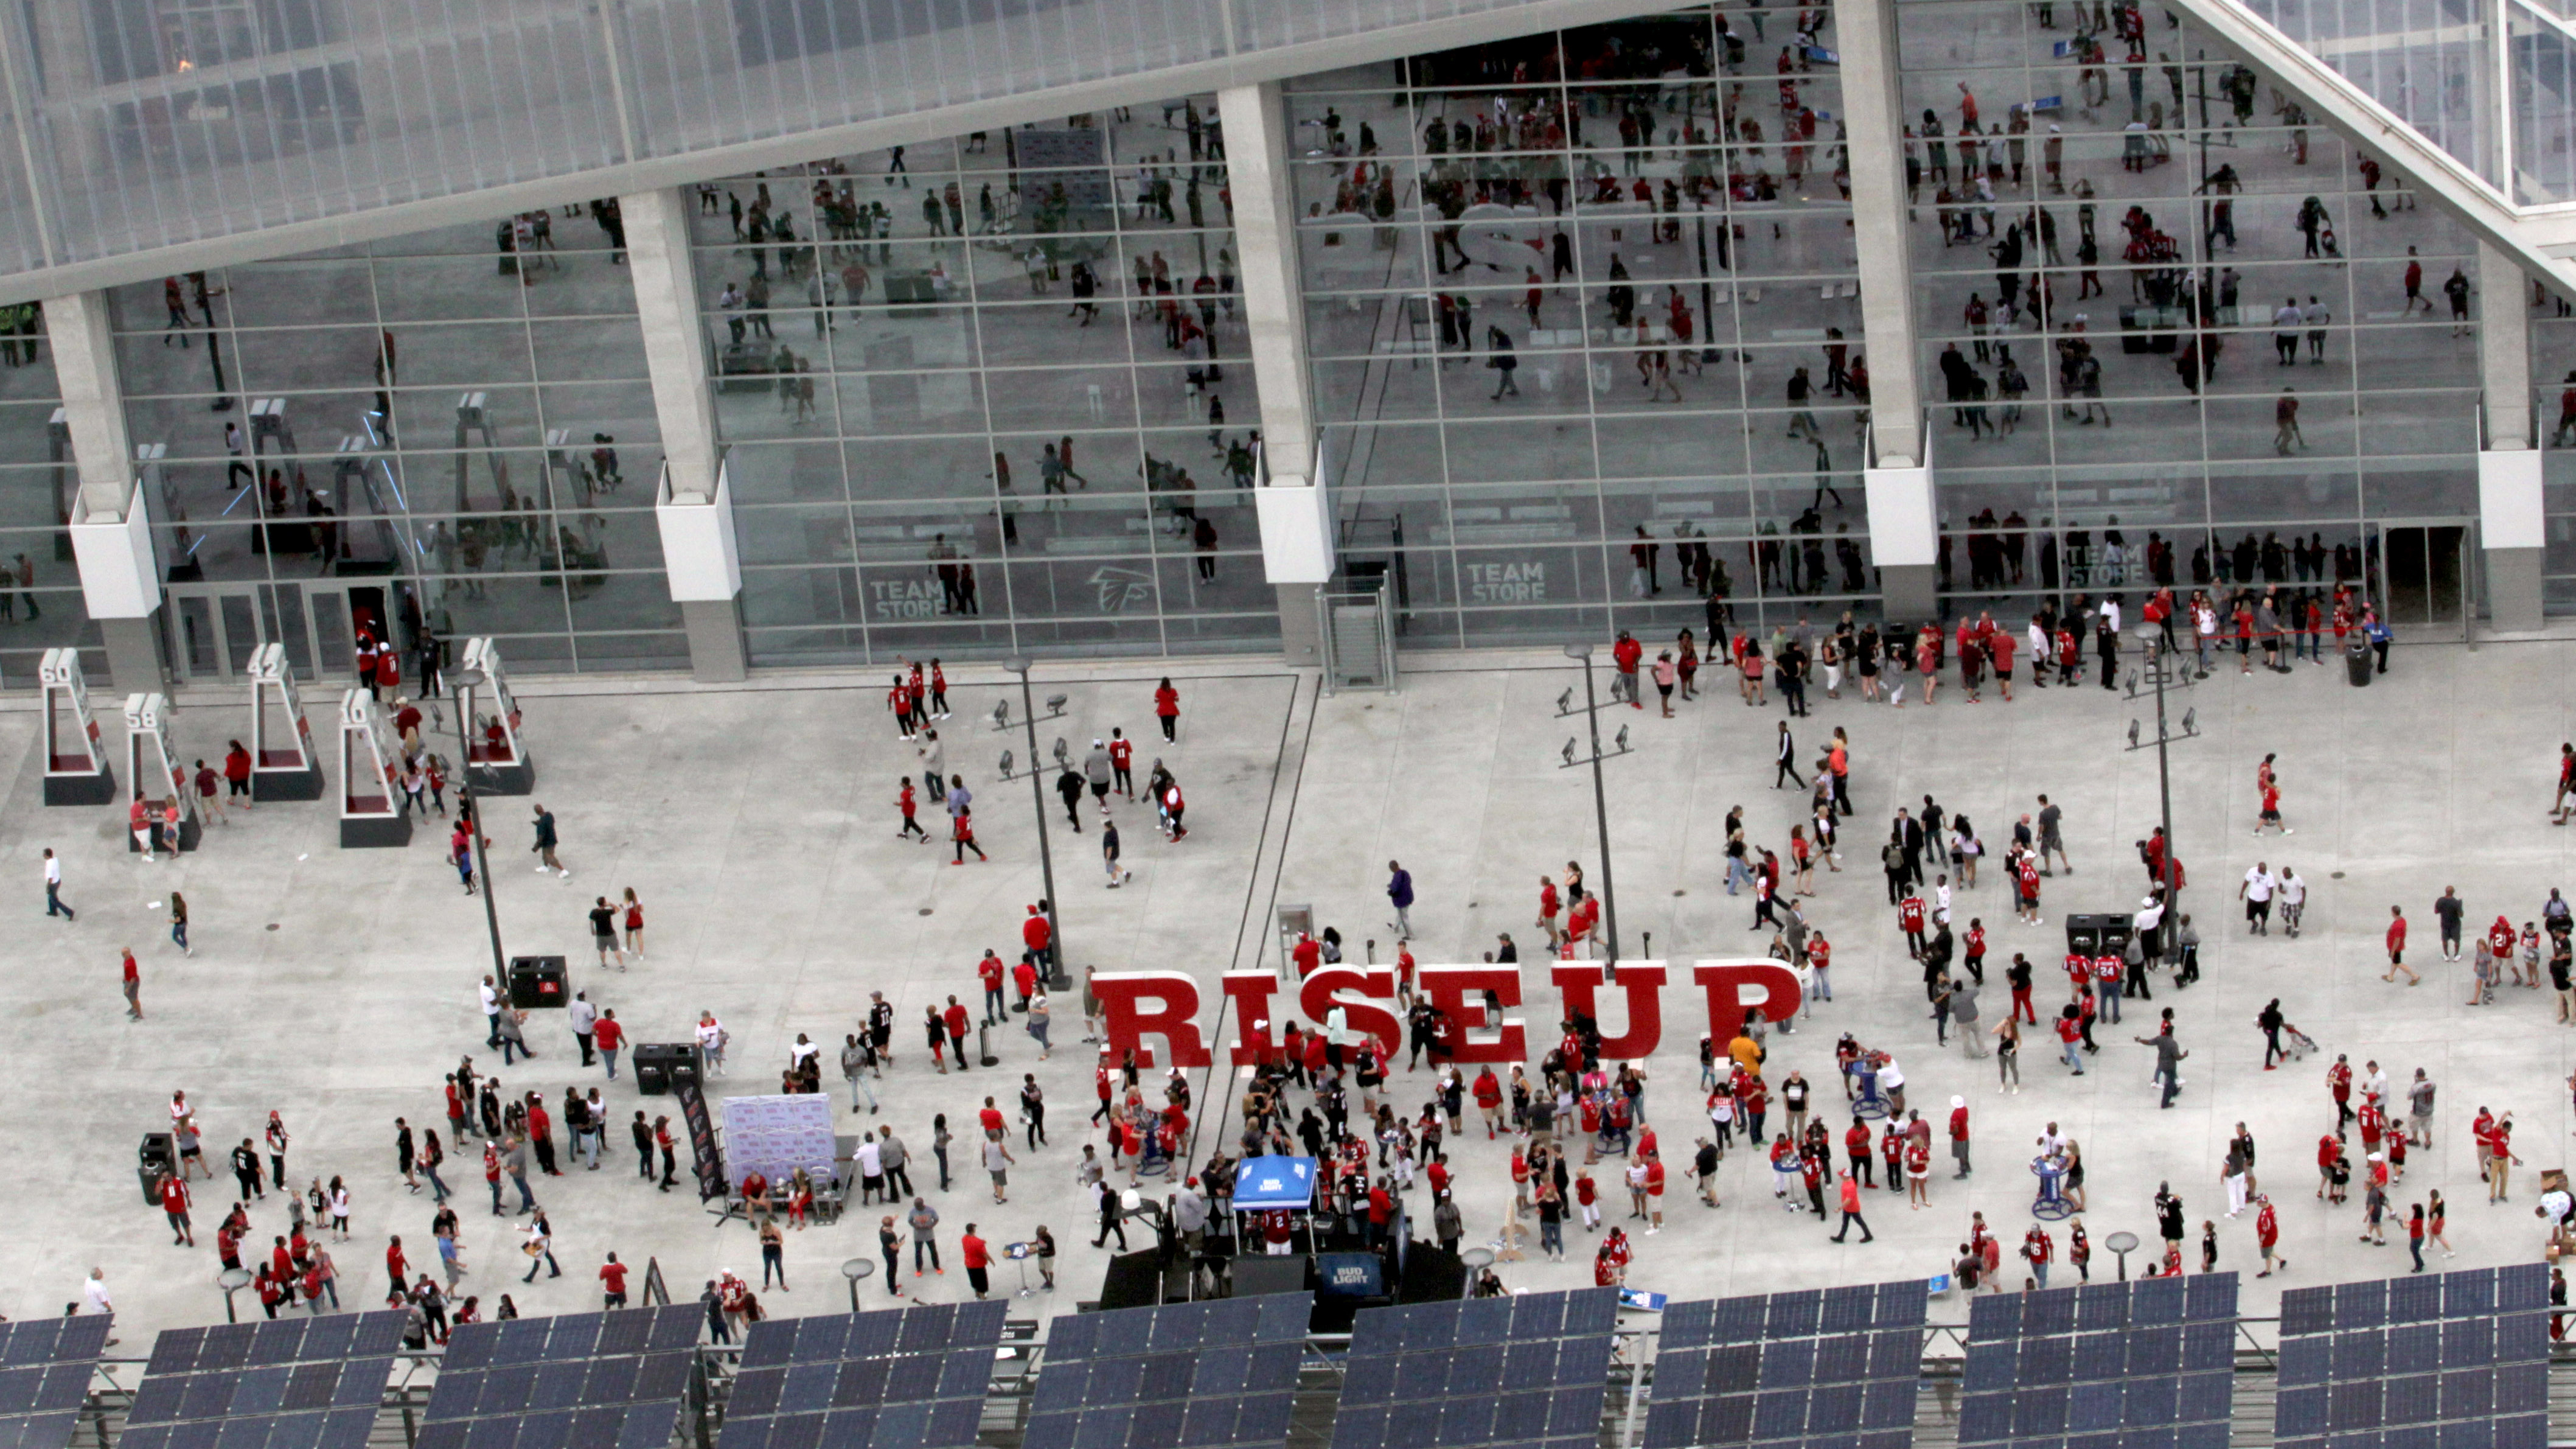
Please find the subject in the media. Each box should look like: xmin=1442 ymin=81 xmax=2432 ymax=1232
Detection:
xmin=568 ymin=993 xmax=600 ymax=1067
xmin=82 ymin=1268 xmax=111 ymax=1316
xmin=44 ymin=847 xmax=73 ymax=921
xmin=2240 ymin=864 xmax=2278 ymax=935
xmin=695 ymin=1012 xmax=728 ymax=1075
xmin=2277 ymin=867 xmax=2308 ymax=937
xmin=2273 ymin=298 xmax=2304 ymax=365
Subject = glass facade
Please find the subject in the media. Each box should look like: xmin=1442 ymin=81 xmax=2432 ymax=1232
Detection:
xmin=1290 ymin=12 xmax=1875 ymax=649
xmin=1901 ymin=0 xmax=2486 ymax=621
xmin=102 ymin=208 xmax=684 ymax=681
xmin=0 ymin=0 xmax=1572 ymax=281
xmin=0 ymin=322 xmax=94 ymax=686
xmin=687 ymin=103 xmax=1280 ymax=665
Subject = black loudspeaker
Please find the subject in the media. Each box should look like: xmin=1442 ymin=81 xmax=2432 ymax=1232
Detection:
xmin=1096 ymin=1249 xmax=1165 ymax=1310
xmin=509 ymin=955 xmax=568 ymax=1009
xmin=1229 ymin=1254 xmax=1311 ymax=1299
xmin=1397 ymin=1243 xmax=1468 ymax=1303
xmin=632 ymin=1042 xmax=702 ymax=1097
xmin=2065 ymin=914 xmax=2108 ymax=954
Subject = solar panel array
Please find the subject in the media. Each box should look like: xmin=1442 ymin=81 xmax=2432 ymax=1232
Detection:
xmin=2274 ymin=1265 xmax=2549 ymax=1449
xmin=414 ymin=1305 xmax=703 ymax=1449
xmin=1331 ymin=1287 xmax=1620 ymax=1449
xmin=124 ymin=1313 xmax=408 ymax=1449
xmin=1026 ymin=1294 xmax=1306 ymax=1449
xmin=1958 ymin=1273 xmax=2238 ymax=1449
xmin=0 ymin=1316 xmax=113 ymax=1449
xmin=717 ymin=1302 xmax=1005 ymax=1449
xmin=1644 ymin=1282 xmax=1926 ymax=1449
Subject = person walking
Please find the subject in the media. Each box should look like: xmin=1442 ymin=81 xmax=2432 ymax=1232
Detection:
xmin=2434 ymin=887 xmax=2465 ymax=962
xmin=2384 ymin=906 xmax=2418 ymax=983
xmin=531 ymin=805 xmax=569 ymax=878
xmin=168 ymin=893 xmax=191 ymax=955
xmin=2137 ymin=1027 xmax=2188 ymax=1108
xmin=1153 ymin=678 xmax=1180 ymax=742
xmin=45 ymin=848 xmax=74 ymax=920
xmin=1387 ymin=861 xmax=1415 ymax=936
xmin=122 ymin=948 xmax=142 ymax=1020
xmin=1829 ymin=1171 xmax=1874 ymax=1243
xmin=2258 ymin=999 xmax=2287 ymax=1069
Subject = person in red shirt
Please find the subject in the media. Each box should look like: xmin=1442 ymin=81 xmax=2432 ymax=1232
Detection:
xmin=888 ymin=675 xmax=914 ymax=739
xmin=1831 ymin=1171 xmax=1873 ymax=1243
xmin=1292 ymin=932 xmax=1322 ymax=977
xmin=1011 ymin=958 xmax=1039 ymax=1011
xmin=1898 ymin=893 xmax=1927 ymax=957
xmin=158 ymin=1171 xmax=193 ymax=1245
xmin=2358 ymin=1100 xmax=2384 ymax=1157
xmin=896 ymin=778 xmax=926 ymax=840
xmin=1594 ymin=1226 xmax=1632 ymax=1285
xmin=599 ymin=1251 xmax=630 ymax=1308
xmin=2316 ymin=1131 xmax=2344 ymax=1201
xmin=2252 ymin=1195 xmax=2285 ymax=1276
xmin=1473 ymin=1067 xmax=1505 ymax=1138
xmin=928 ymin=660 xmax=949 ymax=719
xmin=1643 ymin=1153 xmax=1668 ymax=1232
xmin=2327 ymin=1055 xmax=2354 ymax=1126
xmin=1948 ymin=1097 xmax=1972 ymax=1179
xmin=1154 ymin=677 xmax=1182 ymax=742
xmin=122 ymin=949 xmax=142 ymax=1020
xmin=960 ymin=1227 xmax=992 ymax=1300
xmin=1537 ymin=876 xmax=1561 ymax=948
xmin=976 ymin=951 xmax=1007 ymax=1025
xmin=1844 ymin=1119 xmax=1874 ymax=1186
xmin=1611 ymin=631 xmax=1645 ymax=708
xmin=1021 ymin=905 xmax=1053 ymax=978
xmin=1963 ymin=920 xmax=1987 ymax=983
xmin=1573 ymin=1170 xmax=1600 ymax=1230
xmin=1107 ymin=728 xmax=1136 ymax=798
xmin=941 ymin=998 xmax=970 ymax=1070
xmin=386 ymin=1235 xmax=408 ymax=1287
xmin=2382 ymin=906 xmax=2417 ymax=984
xmin=2021 ymin=1225 xmax=2053 ymax=1287
xmin=224 ymin=740 xmax=255 ymax=809
xmin=1879 ymin=1123 xmax=1904 ymax=1195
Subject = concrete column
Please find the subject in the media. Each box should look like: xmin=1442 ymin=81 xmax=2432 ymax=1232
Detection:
xmin=46 ymin=292 xmax=164 ymax=692
xmin=622 ymin=187 xmax=746 ymax=679
xmin=2477 ymin=242 xmax=2542 ymax=631
xmin=1837 ymin=0 xmax=1937 ymax=620
xmin=1219 ymin=82 xmax=1325 ymax=668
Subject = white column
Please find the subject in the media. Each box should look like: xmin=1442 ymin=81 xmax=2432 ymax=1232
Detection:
xmin=2477 ymin=242 xmax=2542 ymax=631
xmin=45 ymin=291 xmax=164 ymax=691
xmin=1838 ymin=0 xmax=1938 ymax=620
xmin=622 ymin=187 xmax=745 ymax=679
xmin=1219 ymin=81 xmax=1327 ymax=666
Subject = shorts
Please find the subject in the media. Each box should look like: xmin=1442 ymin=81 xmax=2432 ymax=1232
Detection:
xmin=990 ymin=1170 xmax=1008 ymax=1189
xmin=228 ymin=778 xmax=250 ymax=797
xmin=1997 ymin=666 xmax=2013 ymax=680
xmin=1090 ymin=781 xmax=1109 ymax=799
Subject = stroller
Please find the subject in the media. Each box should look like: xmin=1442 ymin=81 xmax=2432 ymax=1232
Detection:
xmin=2280 ymin=1022 xmax=2319 ymax=1061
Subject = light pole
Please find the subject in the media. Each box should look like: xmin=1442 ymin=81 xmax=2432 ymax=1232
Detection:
xmin=451 ymin=666 xmax=508 ymax=983
xmin=1556 ymin=642 xmax=1630 ymax=958
xmin=1001 ymin=659 xmax=1070 ymax=990
xmin=2123 ymin=634 xmax=2198 ymax=955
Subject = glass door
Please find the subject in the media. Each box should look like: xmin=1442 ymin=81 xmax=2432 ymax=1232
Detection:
xmin=165 ymin=584 xmax=268 ymax=684
xmin=2373 ymin=520 xmax=2472 ymax=643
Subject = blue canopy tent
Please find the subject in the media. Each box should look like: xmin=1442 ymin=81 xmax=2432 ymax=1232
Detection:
xmin=1233 ymin=1155 xmax=1321 ymax=1254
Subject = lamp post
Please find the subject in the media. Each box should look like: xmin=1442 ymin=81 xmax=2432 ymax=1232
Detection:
xmin=1559 ymin=641 xmax=1624 ymax=958
xmin=2123 ymin=635 xmax=2198 ymax=957
xmin=451 ymin=666 xmax=508 ymax=983
xmin=1001 ymin=658 xmax=1070 ymax=990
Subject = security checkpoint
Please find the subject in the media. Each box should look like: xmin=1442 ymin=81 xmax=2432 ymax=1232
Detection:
xmin=39 ymin=648 xmax=115 ymax=805
xmin=123 ymin=693 xmax=202 ymax=853
xmin=337 ymin=690 xmax=409 ymax=848
xmin=458 ymin=637 xmax=534 ymax=794
xmin=248 ymin=643 xmax=324 ymax=800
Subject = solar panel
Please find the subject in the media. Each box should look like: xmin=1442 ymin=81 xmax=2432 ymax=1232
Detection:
xmin=1955 ymin=1275 xmax=2237 ymax=1449
xmin=1024 ymin=1296 xmax=1303 ymax=1449
xmin=717 ymin=1304 xmax=1000 ymax=1449
xmin=1646 ymin=1282 xmax=1924 ymax=1449
xmin=1328 ymin=1287 xmax=1613 ymax=1449
xmin=0 ymin=1317 xmax=116 ymax=1449
xmin=426 ymin=1305 xmax=702 ymax=1449
xmin=2274 ymin=1266 xmax=2549 ymax=1449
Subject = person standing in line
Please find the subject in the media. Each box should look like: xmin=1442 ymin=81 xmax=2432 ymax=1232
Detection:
xmin=122 ymin=948 xmax=142 ymax=1020
xmin=531 ymin=805 xmax=569 ymax=879
xmin=45 ymin=848 xmax=73 ymax=920
xmin=1387 ymin=861 xmax=1415 ymax=936
xmin=169 ymin=893 xmax=191 ymax=956
xmin=1154 ymin=677 xmax=1181 ymax=742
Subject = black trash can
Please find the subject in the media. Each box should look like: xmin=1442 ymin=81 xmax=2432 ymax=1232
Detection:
xmin=138 ymin=1132 xmax=174 ymax=1205
xmin=2345 ymin=640 xmax=2372 ymax=686
xmin=509 ymin=955 xmax=568 ymax=1010
xmin=632 ymin=1042 xmax=703 ymax=1097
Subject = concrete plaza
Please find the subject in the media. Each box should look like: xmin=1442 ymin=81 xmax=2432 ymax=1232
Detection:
xmin=2 ymin=633 xmax=2572 ymax=1341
